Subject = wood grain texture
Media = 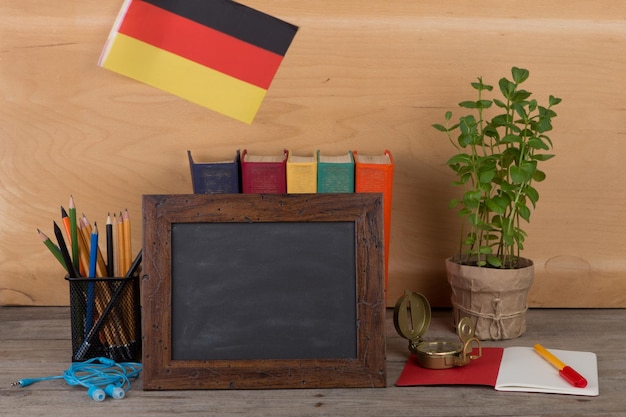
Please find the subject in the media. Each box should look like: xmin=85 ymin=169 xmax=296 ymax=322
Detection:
xmin=1 ymin=0 xmax=625 ymax=306
xmin=1 ymin=306 xmax=625 ymax=416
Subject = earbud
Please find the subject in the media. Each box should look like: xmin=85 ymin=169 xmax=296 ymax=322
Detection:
xmin=88 ymin=386 xmax=106 ymax=402
xmin=105 ymin=384 xmax=125 ymax=399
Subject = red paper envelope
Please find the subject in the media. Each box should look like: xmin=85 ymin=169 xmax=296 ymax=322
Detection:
xmin=396 ymin=347 xmax=504 ymax=387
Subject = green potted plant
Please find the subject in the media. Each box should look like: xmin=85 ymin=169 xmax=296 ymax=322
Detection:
xmin=433 ymin=66 xmax=561 ymax=340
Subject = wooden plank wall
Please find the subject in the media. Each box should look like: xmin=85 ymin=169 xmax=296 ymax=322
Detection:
xmin=1 ymin=0 xmax=625 ymax=307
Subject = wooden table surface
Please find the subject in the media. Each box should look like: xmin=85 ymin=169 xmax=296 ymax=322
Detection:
xmin=1 ymin=306 xmax=624 ymax=416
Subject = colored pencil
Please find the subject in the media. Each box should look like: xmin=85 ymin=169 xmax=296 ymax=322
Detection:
xmin=85 ymin=223 xmax=98 ymax=334
xmin=89 ymin=223 xmax=99 ymax=278
xmin=60 ymin=207 xmax=72 ymax=245
xmin=122 ymin=209 xmax=132 ymax=274
xmin=63 ymin=206 xmax=87 ymax=276
xmin=76 ymin=221 xmax=93 ymax=278
xmin=106 ymin=213 xmax=114 ymax=277
xmin=80 ymin=215 xmax=107 ymax=277
xmin=37 ymin=228 xmax=67 ymax=271
xmin=56 ymin=220 xmax=83 ymax=353
xmin=53 ymin=221 xmax=78 ymax=278
xmin=116 ymin=212 xmax=124 ymax=277
xmin=68 ymin=196 xmax=79 ymax=273
xmin=84 ymin=220 xmax=119 ymax=349
xmin=82 ymin=212 xmax=93 ymax=234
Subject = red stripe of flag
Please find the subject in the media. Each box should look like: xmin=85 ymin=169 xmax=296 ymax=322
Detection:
xmin=119 ymin=0 xmax=284 ymax=90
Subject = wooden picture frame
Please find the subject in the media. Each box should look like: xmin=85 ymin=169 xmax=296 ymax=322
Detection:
xmin=141 ymin=193 xmax=386 ymax=389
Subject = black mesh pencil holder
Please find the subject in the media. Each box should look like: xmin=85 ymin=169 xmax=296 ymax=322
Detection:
xmin=66 ymin=275 xmax=141 ymax=362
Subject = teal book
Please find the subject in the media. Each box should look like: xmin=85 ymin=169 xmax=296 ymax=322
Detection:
xmin=316 ymin=151 xmax=354 ymax=193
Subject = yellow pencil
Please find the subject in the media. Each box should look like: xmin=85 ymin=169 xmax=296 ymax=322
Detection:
xmin=116 ymin=211 xmax=125 ymax=277
xmin=122 ymin=209 xmax=132 ymax=274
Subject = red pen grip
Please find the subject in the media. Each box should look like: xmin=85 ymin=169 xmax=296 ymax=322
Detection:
xmin=560 ymin=366 xmax=588 ymax=388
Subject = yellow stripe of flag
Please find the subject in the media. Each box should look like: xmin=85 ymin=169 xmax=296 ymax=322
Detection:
xmin=101 ymin=33 xmax=267 ymax=124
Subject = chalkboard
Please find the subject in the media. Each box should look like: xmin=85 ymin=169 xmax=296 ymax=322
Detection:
xmin=171 ymin=221 xmax=356 ymax=361
xmin=142 ymin=193 xmax=386 ymax=390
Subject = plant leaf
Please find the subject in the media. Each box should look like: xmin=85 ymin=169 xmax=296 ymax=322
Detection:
xmin=447 ymin=153 xmax=471 ymax=165
xmin=518 ymin=203 xmax=531 ymax=222
xmin=525 ymin=186 xmax=539 ymax=206
xmin=459 ymin=100 xmax=478 ymax=109
xmin=512 ymin=90 xmax=532 ymax=102
xmin=476 ymin=99 xmax=493 ymax=110
xmin=501 ymin=134 xmax=522 ymax=144
xmin=532 ymin=153 xmax=555 ymax=161
xmin=486 ymin=198 xmax=506 ymax=214
xmin=478 ymin=168 xmax=496 ymax=183
xmin=532 ymin=169 xmax=547 ymax=182
xmin=512 ymin=67 xmax=530 ymax=83
xmin=499 ymin=78 xmax=515 ymax=99
xmin=486 ymin=255 xmax=502 ymax=268
xmin=510 ymin=165 xmax=531 ymax=183
xmin=549 ymin=95 xmax=562 ymax=106
xmin=493 ymin=99 xmax=507 ymax=109
xmin=528 ymin=137 xmax=551 ymax=150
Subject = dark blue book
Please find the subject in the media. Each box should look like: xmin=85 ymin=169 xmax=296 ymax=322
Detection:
xmin=188 ymin=150 xmax=241 ymax=194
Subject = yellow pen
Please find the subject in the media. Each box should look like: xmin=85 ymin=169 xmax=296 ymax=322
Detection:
xmin=534 ymin=344 xmax=588 ymax=388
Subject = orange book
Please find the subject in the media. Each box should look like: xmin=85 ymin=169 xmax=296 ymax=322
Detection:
xmin=353 ymin=150 xmax=394 ymax=291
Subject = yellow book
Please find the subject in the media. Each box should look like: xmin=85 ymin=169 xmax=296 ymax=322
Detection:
xmin=287 ymin=151 xmax=317 ymax=193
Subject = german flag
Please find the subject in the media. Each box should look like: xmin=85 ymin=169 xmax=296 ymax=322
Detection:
xmin=98 ymin=0 xmax=298 ymax=124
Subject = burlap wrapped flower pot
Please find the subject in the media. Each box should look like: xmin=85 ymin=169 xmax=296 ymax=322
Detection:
xmin=445 ymin=257 xmax=534 ymax=340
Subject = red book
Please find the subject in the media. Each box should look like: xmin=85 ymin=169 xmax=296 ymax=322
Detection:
xmin=241 ymin=149 xmax=288 ymax=194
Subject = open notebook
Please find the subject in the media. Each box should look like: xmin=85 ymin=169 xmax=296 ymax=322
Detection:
xmin=396 ymin=346 xmax=599 ymax=396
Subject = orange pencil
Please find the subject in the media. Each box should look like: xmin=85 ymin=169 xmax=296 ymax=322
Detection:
xmin=122 ymin=209 xmax=132 ymax=274
xmin=76 ymin=224 xmax=92 ymax=277
xmin=60 ymin=207 xmax=72 ymax=244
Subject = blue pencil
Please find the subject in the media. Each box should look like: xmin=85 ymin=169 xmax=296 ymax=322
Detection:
xmin=85 ymin=223 xmax=98 ymax=336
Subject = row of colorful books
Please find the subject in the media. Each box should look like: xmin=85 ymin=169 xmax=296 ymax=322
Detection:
xmin=188 ymin=149 xmax=393 ymax=195
xmin=188 ymin=149 xmax=394 ymax=286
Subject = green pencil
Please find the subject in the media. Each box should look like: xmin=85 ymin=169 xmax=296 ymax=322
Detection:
xmin=69 ymin=195 xmax=79 ymax=272
xmin=37 ymin=228 xmax=67 ymax=272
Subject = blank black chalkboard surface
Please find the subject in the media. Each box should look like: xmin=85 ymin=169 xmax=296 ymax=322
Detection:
xmin=142 ymin=193 xmax=386 ymax=390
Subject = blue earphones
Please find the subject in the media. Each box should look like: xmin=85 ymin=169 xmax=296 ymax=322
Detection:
xmin=12 ymin=357 xmax=141 ymax=401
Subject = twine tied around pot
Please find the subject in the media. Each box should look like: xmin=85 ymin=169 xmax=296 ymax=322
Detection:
xmin=452 ymin=297 xmax=528 ymax=340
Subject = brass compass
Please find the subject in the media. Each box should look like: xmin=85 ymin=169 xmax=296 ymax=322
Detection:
xmin=393 ymin=291 xmax=482 ymax=369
